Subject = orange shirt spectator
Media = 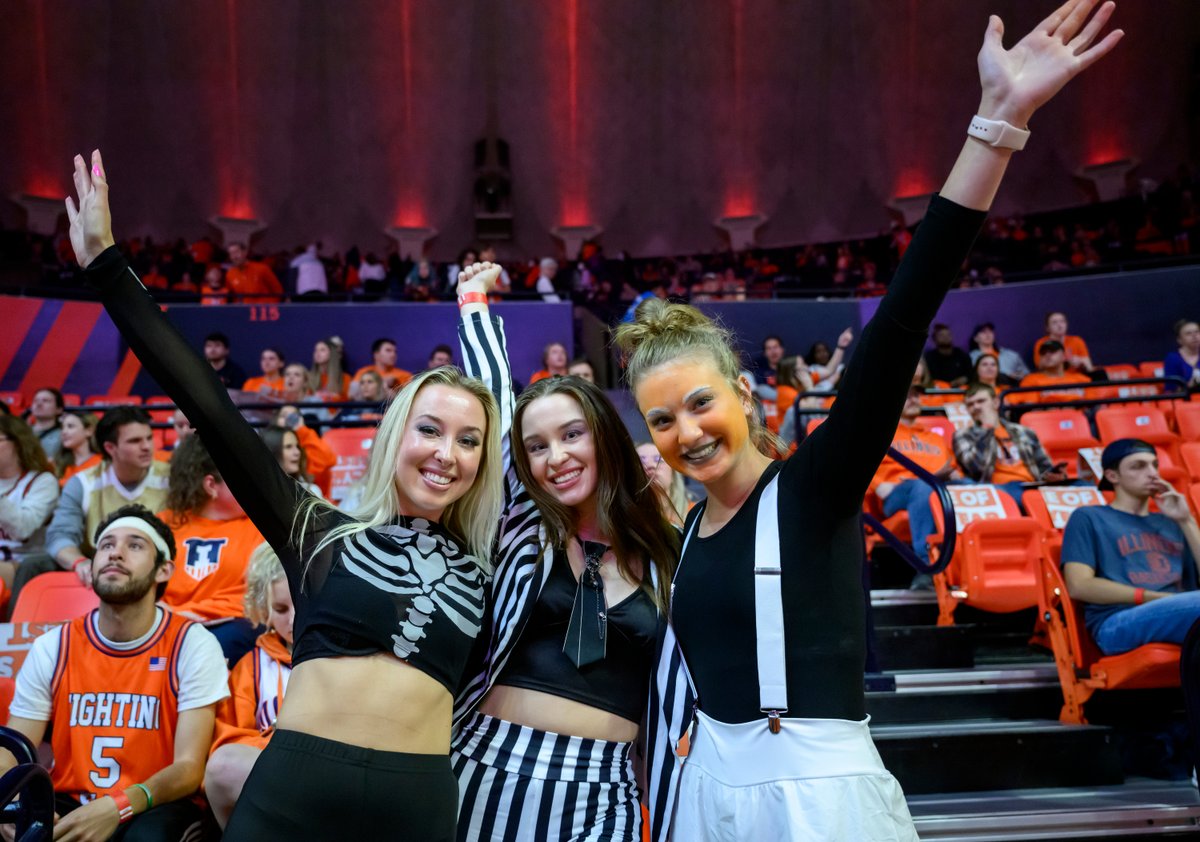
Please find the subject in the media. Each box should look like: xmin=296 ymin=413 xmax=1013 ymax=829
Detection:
xmin=351 ymin=338 xmax=411 ymax=393
xmin=201 ymin=263 xmax=230 ymax=306
xmin=212 ymin=630 xmax=291 ymax=753
xmin=1014 ymin=369 xmax=1092 ymax=403
xmin=990 ymin=425 xmax=1036 ymax=484
xmin=225 ymin=242 xmax=283 ymax=304
xmin=243 ymin=348 xmax=287 ymax=398
xmin=160 ymin=510 xmax=265 ymax=621
xmin=871 ymin=424 xmax=954 ymax=496
xmin=1035 ymin=311 xmax=1093 ymax=372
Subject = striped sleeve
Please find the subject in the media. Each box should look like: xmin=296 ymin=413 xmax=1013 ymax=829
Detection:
xmin=458 ymin=313 xmax=521 ymax=510
xmin=645 ymin=624 xmax=697 ymax=842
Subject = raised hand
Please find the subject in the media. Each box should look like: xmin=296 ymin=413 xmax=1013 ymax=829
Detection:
xmin=64 ymin=150 xmax=116 ymax=268
xmin=836 ymin=328 xmax=854 ymax=350
xmin=457 ymin=261 xmax=503 ymax=297
xmin=977 ymin=0 xmax=1123 ymax=127
xmin=1154 ymin=486 xmax=1193 ymax=524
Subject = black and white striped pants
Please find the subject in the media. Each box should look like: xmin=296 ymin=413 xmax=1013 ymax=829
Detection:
xmin=452 ymin=712 xmax=643 ymax=841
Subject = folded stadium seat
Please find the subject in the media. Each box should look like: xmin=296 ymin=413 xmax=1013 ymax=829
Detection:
xmin=145 ymin=395 xmax=176 ymax=449
xmin=0 ymin=679 xmax=13 ymax=724
xmin=0 ymin=392 xmax=24 ymax=414
xmin=1037 ymin=550 xmax=1180 ymax=724
xmin=1182 ymin=443 xmax=1200 ymax=483
xmin=1019 ymin=409 xmax=1100 ymax=478
xmin=322 ymin=428 xmax=377 ymax=506
xmin=1140 ymin=361 xmax=1165 ymax=380
xmin=1095 ymin=405 xmax=1181 ymax=465
xmin=1102 ymin=364 xmax=1141 ymax=381
xmin=10 ymin=572 xmax=99 ymax=624
xmin=1174 ymin=402 xmax=1200 ymax=443
xmin=61 ymin=394 xmax=80 ymax=407
xmin=928 ymin=485 xmax=1047 ymax=627
xmin=1021 ymin=486 xmax=1106 ymax=536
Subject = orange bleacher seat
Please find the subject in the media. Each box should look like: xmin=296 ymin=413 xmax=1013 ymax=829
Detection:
xmin=146 ymin=396 xmax=176 ymax=449
xmin=1037 ymin=550 xmax=1180 ymax=724
xmin=0 ymin=678 xmax=13 ymax=724
xmin=1140 ymin=361 xmax=1165 ymax=380
xmin=0 ymin=392 xmax=25 ymax=414
xmin=323 ymin=428 xmax=377 ymax=505
xmin=10 ymin=572 xmax=100 ymax=624
xmin=1022 ymin=486 xmax=1106 ymax=535
xmin=85 ymin=394 xmax=143 ymax=407
xmin=1182 ymin=443 xmax=1200 ymax=483
xmin=61 ymin=394 xmax=80 ymax=407
xmin=929 ymin=485 xmax=1046 ymax=626
xmin=1175 ymin=402 xmax=1200 ymax=443
xmin=1095 ymin=405 xmax=1181 ymax=464
xmin=1020 ymin=410 xmax=1100 ymax=478
xmin=1103 ymin=364 xmax=1140 ymax=381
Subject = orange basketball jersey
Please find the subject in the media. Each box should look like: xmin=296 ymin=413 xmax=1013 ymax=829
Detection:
xmin=49 ymin=610 xmax=193 ymax=801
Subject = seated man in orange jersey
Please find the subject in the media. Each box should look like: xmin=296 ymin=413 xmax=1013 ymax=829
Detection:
xmin=159 ymin=436 xmax=265 ymax=665
xmin=2 ymin=504 xmax=228 ymax=841
xmin=871 ymin=385 xmax=960 ymax=589
xmin=224 ymin=242 xmax=282 ymax=304
xmin=241 ymin=347 xmax=286 ymax=398
xmin=1034 ymin=310 xmax=1094 ymax=374
xmin=349 ymin=337 xmax=411 ymax=397
xmin=1016 ymin=339 xmax=1092 ymax=404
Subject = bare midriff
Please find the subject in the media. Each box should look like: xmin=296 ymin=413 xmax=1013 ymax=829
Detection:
xmin=479 ymin=685 xmax=639 ymax=743
xmin=277 ymin=654 xmax=451 ymax=753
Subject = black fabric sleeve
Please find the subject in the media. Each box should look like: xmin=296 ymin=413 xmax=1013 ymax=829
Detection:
xmin=795 ymin=195 xmax=986 ymax=513
xmin=85 ymin=246 xmax=306 ymax=555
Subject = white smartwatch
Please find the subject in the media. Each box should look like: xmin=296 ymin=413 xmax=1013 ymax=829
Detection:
xmin=967 ymin=115 xmax=1030 ymax=151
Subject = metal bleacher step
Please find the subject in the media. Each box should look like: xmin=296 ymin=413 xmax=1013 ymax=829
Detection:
xmin=866 ymin=662 xmax=1064 ymax=725
xmin=872 ymin=718 xmax=1124 ymax=795
xmin=908 ymin=778 xmax=1200 ymax=840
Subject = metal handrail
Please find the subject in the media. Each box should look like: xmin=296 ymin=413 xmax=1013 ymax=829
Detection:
xmin=861 ymin=446 xmax=957 ymax=575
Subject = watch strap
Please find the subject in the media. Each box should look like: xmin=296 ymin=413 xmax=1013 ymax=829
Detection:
xmin=967 ymin=115 xmax=1030 ymax=151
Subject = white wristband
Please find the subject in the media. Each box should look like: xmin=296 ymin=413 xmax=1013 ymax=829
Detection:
xmin=967 ymin=115 xmax=1030 ymax=151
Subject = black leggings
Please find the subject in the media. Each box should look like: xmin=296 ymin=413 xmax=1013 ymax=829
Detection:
xmin=223 ymin=729 xmax=458 ymax=841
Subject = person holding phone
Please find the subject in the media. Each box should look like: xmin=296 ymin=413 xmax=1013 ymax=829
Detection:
xmin=954 ymin=382 xmax=1067 ymax=505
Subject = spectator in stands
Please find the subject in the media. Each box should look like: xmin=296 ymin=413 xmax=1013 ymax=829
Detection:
xmin=242 ymin=348 xmax=286 ymax=397
xmin=171 ymin=409 xmax=195 ymax=445
xmin=201 ymin=263 xmax=230 ymax=305
xmin=357 ymin=252 xmax=387 ymax=295
xmin=530 ymin=342 xmax=569 ymax=384
xmin=159 ymin=435 xmax=264 ymax=664
xmin=568 ymin=357 xmax=596 ymax=383
xmin=535 ymin=256 xmax=562 ymax=302
xmin=969 ymin=322 xmax=1030 ymax=380
xmin=1061 ymin=439 xmax=1200 ymax=654
xmin=871 ymin=385 xmax=960 ymax=589
xmin=768 ymin=355 xmax=813 ymax=436
xmin=205 ymin=543 xmax=293 ymax=829
xmin=225 ymin=242 xmax=283 ymax=304
xmin=758 ymin=335 xmax=785 ymax=386
xmin=309 ymin=337 xmax=349 ymax=399
xmin=3 ymin=504 xmax=228 ymax=838
xmin=261 ymin=412 xmax=334 ymax=499
xmin=1035 ymin=310 xmax=1094 ymax=372
xmin=924 ymin=324 xmax=974 ymax=387
xmin=806 ymin=329 xmax=853 ymax=387
xmin=1163 ymin=318 xmax=1200 ymax=389
xmin=55 ymin=410 xmax=100 ymax=485
xmin=426 ymin=344 xmax=454 ymax=370
xmin=403 ymin=259 xmax=437 ymax=301
xmin=446 ymin=247 xmax=479 ymax=293
xmin=335 ymin=371 xmax=387 ymax=424
xmin=637 ymin=441 xmax=689 ymax=526
xmin=972 ymin=351 xmax=1018 ymax=390
xmin=0 ymin=416 xmax=59 ymax=596
xmin=954 ymin=382 xmax=1066 ymax=505
xmin=204 ymin=332 xmax=247 ymax=390
xmin=1016 ymin=339 xmax=1091 ymax=403
xmin=351 ymin=337 xmax=411 ymax=395
xmin=478 ymin=245 xmax=511 ymax=293
xmin=25 ymin=387 xmax=64 ymax=461
xmin=40 ymin=406 xmax=169 ymax=595
xmin=290 ymin=243 xmax=328 ymax=297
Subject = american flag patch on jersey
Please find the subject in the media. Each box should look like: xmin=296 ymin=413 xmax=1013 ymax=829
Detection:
xmin=148 ymin=657 xmax=167 ymax=672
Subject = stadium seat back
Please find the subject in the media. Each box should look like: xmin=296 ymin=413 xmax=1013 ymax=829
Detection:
xmin=1175 ymin=402 xmax=1200 ymax=443
xmin=1102 ymin=364 xmax=1139 ymax=381
xmin=0 ymin=392 xmax=24 ymax=414
xmin=0 ymin=678 xmax=13 ymax=724
xmin=1020 ymin=410 xmax=1099 ymax=475
xmin=1182 ymin=443 xmax=1200 ymax=483
xmin=958 ymin=518 xmax=1045 ymax=614
xmin=1037 ymin=552 xmax=1099 ymax=671
xmin=10 ymin=573 xmax=99 ymax=624
xmin=1139 ymin=361 xmax=1165 ymax=380
xmin=1095 ymin=405 xmax=1181 ymax=463
xmin=323 ymin=429 xmax=377 ymax=504
xmin=84 ymin=394 xmax=143 ymax=407
xmin=1022 ymin=486 xmax=1105 ymax=533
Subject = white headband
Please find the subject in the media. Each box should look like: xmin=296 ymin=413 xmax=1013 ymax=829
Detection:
xmin=96 ymin=517 xmax=173 ymax=560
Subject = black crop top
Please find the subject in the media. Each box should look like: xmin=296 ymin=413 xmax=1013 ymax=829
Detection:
xmin=86 ymin=247 xmax=487 ymax=695
xmin=495 ymin=550 xmax=660 ymax=722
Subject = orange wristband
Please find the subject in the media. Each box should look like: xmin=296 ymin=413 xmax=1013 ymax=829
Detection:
xmin=111 ymin=790 xmax=134 ymax=824
xmin=457 ymin=291 xmax=488 ymax=308
xmin=1133 ymin=587 xmax=1145 ymax=605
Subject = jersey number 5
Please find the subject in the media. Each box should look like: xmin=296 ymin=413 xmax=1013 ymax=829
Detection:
xmin=90 ymin=736 xmax=124 ymax=788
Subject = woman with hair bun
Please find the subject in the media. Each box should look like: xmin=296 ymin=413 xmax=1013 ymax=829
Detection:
xmin=618 ymin=4 xmax=1123 ymax=839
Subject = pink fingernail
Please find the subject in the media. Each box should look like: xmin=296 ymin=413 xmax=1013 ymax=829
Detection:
xmin=92 ymin=165 xmax=101 ymax=177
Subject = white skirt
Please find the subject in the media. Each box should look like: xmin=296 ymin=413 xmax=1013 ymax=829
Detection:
xmin=672 ymin=711 xmax=917 ymax=842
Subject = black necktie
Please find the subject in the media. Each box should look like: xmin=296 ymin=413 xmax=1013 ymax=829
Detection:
xmin=563 ymin=539 xmax=608 ymax=668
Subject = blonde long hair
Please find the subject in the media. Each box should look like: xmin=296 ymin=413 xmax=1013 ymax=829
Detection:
xmin=244 ymin=542 xmax=286 ymax=626
xmin=294 ymin=367 xmax=503 ymax=568
xmin=615 ymin=298 xmax=784 ymax=458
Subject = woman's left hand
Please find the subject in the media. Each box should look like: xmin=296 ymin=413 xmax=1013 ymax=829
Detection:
xmin=64 ymin=150 xmax=116 ymax=269
xmin=976 ymin=0 xmax=1123 ymax=128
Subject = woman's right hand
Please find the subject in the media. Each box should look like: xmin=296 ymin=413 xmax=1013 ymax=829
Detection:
xmin=457 ymin=261 xmax=503 ymax=297
xmin=64 ymin=150 xmax=116 ymax=269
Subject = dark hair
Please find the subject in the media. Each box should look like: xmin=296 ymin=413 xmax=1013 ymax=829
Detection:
xmin=541 ymin=342 xmax=568 ymax=370
xmin=969 ymin=322 xmax=996 ymax=351
xmin=165 ymin=435 xmax=222 ymax=520
xmin=260 ymin=426 xmax=310 ymax=481
xmin=0 ymin=416 xmax=53 ymax=474
xmin=1039 ymin=339 xmax=1065 ymax=355
xmin=204 ymin=331 xmax=230 ymax=348
xmin=95 ymin=406 xmax=152 ymax=451
xmin=371 ymin=338 xmax=396 ymax=355
xmin=806 ymin=341 xmax=832 ymax=367
xmin=93 ymin=503 xmax=175 ymax=599
xmin=33 ymin=387 xmax=65 ymax=412
xmin=228 ymin=241 xmax=247 ymax=252
xmin=1174 ymin=318 xmax=1198 ymax=340
xmin=932 ymin=323 xmax=951 ymax=334
xmin=512 ymin=377 xmax=678 ymax=608
xmin=568 ymin=357 xmax=593 ymax=370
xmin=261 ymin=347 xmax=285 ymax=364
xmin=963 ymin=381 xmax=997 ymax=400
xmin=429 ymin=344 xmax=454 ymax=360
xmin=761 ymin=335 xmax=783 ymax=351
xmin=1044 ymin=310 xmax=1066 ymax=328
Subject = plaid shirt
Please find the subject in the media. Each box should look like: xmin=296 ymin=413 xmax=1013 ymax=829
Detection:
xmin=953 ymin=419 xmax=1054 ymax=482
